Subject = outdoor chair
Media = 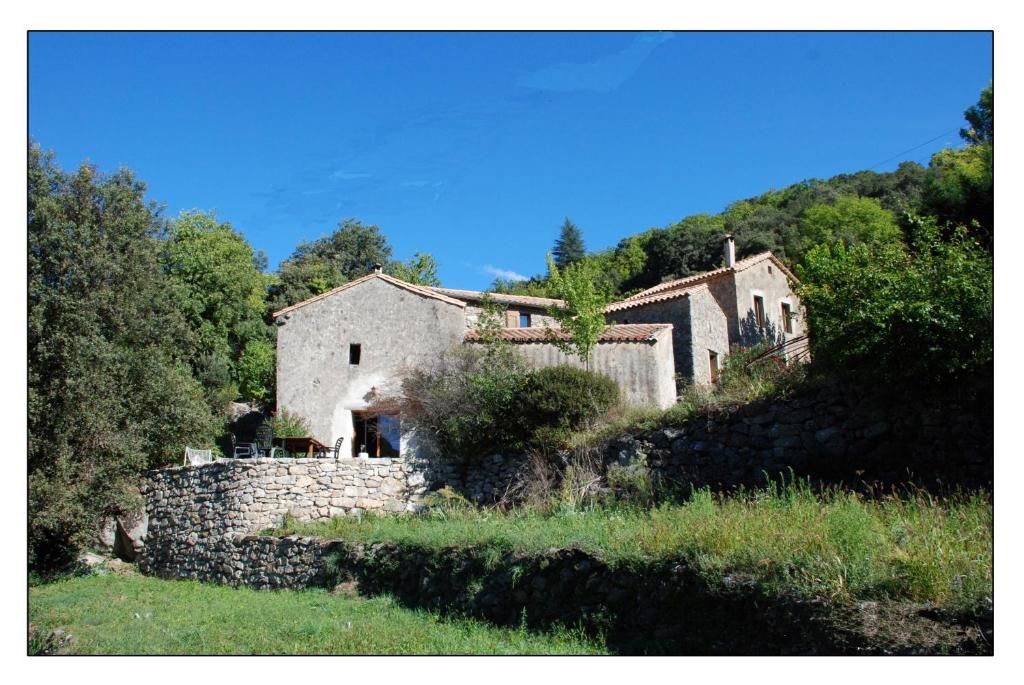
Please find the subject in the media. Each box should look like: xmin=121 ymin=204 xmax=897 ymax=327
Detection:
xmin=230 ymin=433 xmax=258 ymax=459
xmin=254 ymin=424 xmax=280 ymax=459
xmin=183 ymin=447 xmax=214 ymax=467
xmin=332 ymin=436 xmax=344 ymax=459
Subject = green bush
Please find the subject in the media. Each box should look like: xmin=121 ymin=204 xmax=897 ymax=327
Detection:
xmin=270 ymin=409 xmax=312 ymax=438
xmin=399 ymin=346 xmax=531 ymax=458
xmin=399 ymin=350 xmax=620 ymax=460
xmin=520 ymin=366 xmax=620 ymax=446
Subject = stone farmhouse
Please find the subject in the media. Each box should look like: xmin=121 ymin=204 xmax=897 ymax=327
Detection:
xmin=273 ymin=235 xmax=804 ymax=459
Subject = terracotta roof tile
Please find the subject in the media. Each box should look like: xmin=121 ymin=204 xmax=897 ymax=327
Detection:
xmin=464 ymin=323 xmax=672 ymax=344
xmin=607 ymin=252 xmax=799 ymax=314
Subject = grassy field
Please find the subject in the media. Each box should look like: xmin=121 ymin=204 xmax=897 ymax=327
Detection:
xmin=276 ymin=482 xmax=992 ymax=613
xmin=29 ymin=572 xmax=606 ymax=655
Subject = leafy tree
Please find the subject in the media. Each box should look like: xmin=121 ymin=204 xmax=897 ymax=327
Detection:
xmin=236 ymin=338 xmax=276 ymax=403
xmin=390 ymin=251 xmax=441 ymax=286
xmin=795 ymin=216 xmax=992 ymax=383
xmin=796 ymin=195 xmax=902 ymax=261
xmin=28 ymin=144 xmax=219 ymax=570
xmin=960 ymin=83 xmax=993 ymax=146
xmin=269 ymin=219 xmax=393 ymax=311
xmin=162 ymin=210 xmax=274 ymax=406
xmin=544 ymin=254 xmax=612 ymax=369
xmin=552 ymin=217 xmax=586 ymax=269
xmin=634 ymin=214 xmax=726 ymax=287
xmin=923 ymin=145 xmax=993 ymax=248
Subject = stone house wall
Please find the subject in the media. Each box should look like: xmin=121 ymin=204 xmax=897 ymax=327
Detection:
xmin=462 ymin=303 xmax=559 ymax=330
xmin=605 ymin=287 xmax=729 ymax=386
xmin=468 ymin=329 xmax=677 ymax=409
xmin=275 ymin=277 xmax=466 ymax=446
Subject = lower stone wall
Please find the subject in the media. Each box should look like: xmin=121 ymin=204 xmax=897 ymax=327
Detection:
xmin=138 ymin=532 xmax=991 ymax=655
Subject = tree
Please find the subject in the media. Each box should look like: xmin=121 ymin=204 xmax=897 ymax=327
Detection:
xmin=162 ymin=210 xmax=274 ymax=406
xmin=795 ymin=216 xmax=992 ymax=383
xmin=796 ymin=195 xmax=902 ymax=261
xmin=544 ymin=254 xmax=612 ymax=369
xmin=552 ymin=217 xmax=586 ymax=269
xmin=960 ymin=83 xmax=993 ymax=146
xmin=28 ymin=144 xmax=219 ymax=570
xmin=390 ymin=251 xmax=441 ymax=286
xmin=268 ymin=219 xmax=394 ymax=311
xmin=635 ymin=214 xmax=726 ymax=287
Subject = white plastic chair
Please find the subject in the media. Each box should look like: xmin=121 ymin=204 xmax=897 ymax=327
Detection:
xmin=183 ymin=447 xmax=214 ymax=467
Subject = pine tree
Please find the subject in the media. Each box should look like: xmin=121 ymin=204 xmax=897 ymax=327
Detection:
xmin=552 ymin=217 xmax=586 ymax=269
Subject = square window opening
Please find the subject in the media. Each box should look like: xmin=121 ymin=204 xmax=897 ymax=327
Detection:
xmin=519 ymin=313 xmax=532 ymax=328
xmin=349 ymin=343 xmax=361 ymax=365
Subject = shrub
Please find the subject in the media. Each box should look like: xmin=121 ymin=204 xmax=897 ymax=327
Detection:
xmin=398 ymin=351 xmax=621 ymax=461
xmin=519 ymin=366 xmax=620 ymax=447
xmin=399 ymin=346 xmax=531 ymax=459
xmin=270 ymin=409 xmax=312 ymax=438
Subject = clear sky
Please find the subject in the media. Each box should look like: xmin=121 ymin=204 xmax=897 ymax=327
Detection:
xmin=28 ymin=31 xmax=992 ymax=290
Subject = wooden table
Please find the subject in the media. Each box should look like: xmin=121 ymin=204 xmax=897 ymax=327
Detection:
xmin=272 ymin=436 xmax=328 ymax=458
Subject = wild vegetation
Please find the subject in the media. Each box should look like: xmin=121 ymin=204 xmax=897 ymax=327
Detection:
xmin=29 ymin=573 xmax=604 ymax=655
xmin=276 ymin=480 xmax=992 ymax=615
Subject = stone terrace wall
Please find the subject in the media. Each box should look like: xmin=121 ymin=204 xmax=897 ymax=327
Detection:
xmin=138 ymin=532 xmax=990 ymax=655
xmin=142 ymin=457 xmax=453 ymax=554
xmin=624 ymin=374 xmax=993 ymax=492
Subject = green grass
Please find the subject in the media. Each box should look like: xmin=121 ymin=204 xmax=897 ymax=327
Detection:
xmin=28 ymin=573 xmax=606 ymax=655
xmin=276 ymin=482 xmax=992 ymax=613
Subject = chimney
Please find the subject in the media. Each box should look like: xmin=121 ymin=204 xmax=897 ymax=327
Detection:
xmin=723 ymin=234 xmax=736 ymax=268
xmin=373 ymin=263 xmax=383 ymax=274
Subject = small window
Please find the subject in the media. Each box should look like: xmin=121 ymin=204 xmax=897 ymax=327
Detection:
xmin=519 ymin=313 xmax=531 ymax=328
xmin=768 ymin=265 xmax=773 ymax=275
xmin=753 ymin=295 xmax=766 ymax=330
xmin=709 ymin=350 xmax=719 ymax=384
xmin=781 ymin=302 xmax=793 ymax=334
xmin=349 ymin=343 xmax=361 ymax=365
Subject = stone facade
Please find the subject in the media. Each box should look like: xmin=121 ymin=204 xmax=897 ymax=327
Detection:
xmin=467 ymin=327 xmax=677 ymax=409
xmin=606 ymin=285 xmax=729 ymax=385
xmin=274 ymin=273 xmax=467 ymax=447
xmin=606 ymin=247 xmax=807 ymax=384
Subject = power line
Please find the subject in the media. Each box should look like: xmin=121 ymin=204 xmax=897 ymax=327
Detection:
xmin=868 ymin=129 xmax=958 ymax=170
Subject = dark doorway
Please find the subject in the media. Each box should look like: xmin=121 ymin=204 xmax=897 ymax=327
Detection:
xmin=352 ymin=411 xmax=401 ymax=458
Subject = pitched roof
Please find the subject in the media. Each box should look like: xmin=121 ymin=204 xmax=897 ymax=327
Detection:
xmin=428 ymin=287 xmax=565 ymax=310
xmin=272 ymin=272 xmax=466 ymax=318
xmin=464 ymin=323 xmax=672 ymax=344
xmin=626 ymin=252 xmax=797 ymax=301
xmin=606 ymin=252 xmax=799 ymax=314
xmin=604 ymin=283 xmax=710 ymax=314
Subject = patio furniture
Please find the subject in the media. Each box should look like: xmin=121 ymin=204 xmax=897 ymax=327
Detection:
xmin=254 ymin=424 xmax=280 ymax=459
xmin=331 ymin=436 xmax=344 ymax=459
xmin=183 ymin=447 xmax=214 ymax=467
xmin=272 ymin=436 xmax=328 ymax=458
xmin=230 ymin=433 xmax=258 ymax=459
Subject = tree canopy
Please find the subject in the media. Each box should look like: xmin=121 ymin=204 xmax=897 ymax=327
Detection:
xmin=552 ymin=217 xmax=586 ymax=269
xmin=29 ymin=145 xmax=220 ymax=569
xmin=268 ymin=219 xmax=394 ymax=311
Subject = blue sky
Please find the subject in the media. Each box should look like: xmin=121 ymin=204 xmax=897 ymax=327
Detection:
xmin=29 ymin=31 xmax=992 ymax=290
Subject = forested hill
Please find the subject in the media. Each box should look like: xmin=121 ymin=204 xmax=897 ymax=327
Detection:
xmin=496 ymin=99 xmax=992 ymax=300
